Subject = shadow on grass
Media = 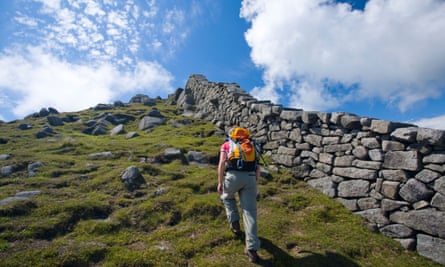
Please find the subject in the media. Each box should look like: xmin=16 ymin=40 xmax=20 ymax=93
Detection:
xmin=248 ymin=237 xmax=361 ymax=267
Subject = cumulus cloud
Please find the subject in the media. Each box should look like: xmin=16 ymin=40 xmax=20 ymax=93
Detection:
xmin=240 ymin=0 xmax=445 ymax=112
xmin=0 ymin=47 xmax=173 ymax=118
xmin=414 ymin=115 xmax=445 ymax=131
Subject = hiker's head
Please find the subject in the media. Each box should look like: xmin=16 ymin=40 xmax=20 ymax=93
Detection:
xmin=229 ymin=127 xmax=250 ymax=140
xmin=228 ymin=126 xmax=238 ymax=136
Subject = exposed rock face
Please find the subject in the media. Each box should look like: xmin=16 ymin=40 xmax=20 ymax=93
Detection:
xmin=177 ymin=74 xmax=445 ymax=265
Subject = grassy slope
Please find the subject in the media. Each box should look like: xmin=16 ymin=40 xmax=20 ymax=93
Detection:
xmin=0 ymin=102 xmax=440 ymax=267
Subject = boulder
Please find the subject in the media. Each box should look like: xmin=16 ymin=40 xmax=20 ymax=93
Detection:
xmin=0 ymin=190 xmax=41 ymax=206
xmin=381 ymin=181 xmax=400 ymax=199
xmin=355 ymin=208 xmax=389 ymax=226
xmin=390 ymin=210 xmax=445 ymax=238
xmin=380 ymin=170 xmax=408 ymax=182
xmin=125 ymin=132 xmax=139 ymax=139
xmin=47 ymin=116 xmax=64 ymax=126
xmin=416 ymin=234 xmax=445 ymax=265
xmin=368 ymin=149 xmax=384 ymax=161
xmin=307 ymin=177 xmax=336 ymax=197
xmin=333 ymin=167 xmax=376 ymax=180
xmin=370 ymin=120 xmax=412 ymax=134
xmin=431 ymin=193 xmax=445 ymax=211
xmin=416 ymin=128 xmax=445 ymax=146
xmin=0 ymin=154 xmax=10 ymax=161
xmin=121 ymin=166 xmax=146 ymax=191
xmin=336 ymin=198 xmax=358 ymax=211
xmin=88 ymin=152 xmax=113 ymax=159
xmin=280 ymin=109 xmax=303 ymax=121
xmin=302 ymin=111 xmax=319 ymax=124
xmin=36 ymin=125 xmax=55 ymax=138
xmin=357 ymin=197 xmax=380 ymax=210
xmin=338 ymin=180 xmax=370 ymax=198
xmin=382 ymin=140 xmax=405 ymax=151
xmin=380 ymin=224 xmax=415 ymax=238
xmin=110 ymin=124 xmax=125 ymax=135
xmin=415 ymin=169 xmax=441 ymax=183
xmin=18 ymin=123 xmax=32 ymax=130
xmin=423 ymin=152 xmax=445 ymax=164
xmin=28 ymin=162 xmax=43 ymax=177
xmin=381 ymin=199 xmax=409 ymax=212
xmin=340 ymin=115 xmax=361 ymax=130
xmin=383 ymin=151 xmax=420 ymax=171
xmin=1 ymin=166 xmax=13 ymax=177
xmin=139 ymin=116 xmax=166 ymax=130
xmin=187 ymin=151 xmax=209 ymax=164
xmin=434 ymin=176 xmax=445 ymax=195
xmin=399 ymin=179 xmax=434 ymax=203
xmin=390 ymin=127 xmax=418 ymax=142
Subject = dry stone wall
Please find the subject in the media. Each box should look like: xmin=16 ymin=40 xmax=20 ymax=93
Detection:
xmin=176 ymin=74 xmax=445 ymax=265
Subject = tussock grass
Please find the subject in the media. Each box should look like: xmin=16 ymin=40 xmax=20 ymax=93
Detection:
xmin=0 ymin=102 xmax=441 ymax=267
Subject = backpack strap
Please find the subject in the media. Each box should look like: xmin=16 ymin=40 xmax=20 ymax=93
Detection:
xmin=236 ymin=141 xmax=245 ymax=170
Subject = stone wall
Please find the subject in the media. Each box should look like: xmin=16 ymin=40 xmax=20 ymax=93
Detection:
xmin=176 ymin=74 xmax=445 ymax=265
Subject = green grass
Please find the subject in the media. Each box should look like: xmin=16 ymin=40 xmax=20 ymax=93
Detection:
xmin=0 ymin=102 xmax=441 ymax=267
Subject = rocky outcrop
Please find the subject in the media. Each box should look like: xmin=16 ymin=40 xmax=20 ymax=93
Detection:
xmin=177 ymin=74 xmax=445 ymax=265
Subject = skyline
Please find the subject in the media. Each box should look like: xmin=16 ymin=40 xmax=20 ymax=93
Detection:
xmin=1 ymin=0 xmax=445 ymax=130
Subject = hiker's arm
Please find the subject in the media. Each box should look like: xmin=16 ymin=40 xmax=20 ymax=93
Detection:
xmin=217 ymin=151 xmax=226 ymax=195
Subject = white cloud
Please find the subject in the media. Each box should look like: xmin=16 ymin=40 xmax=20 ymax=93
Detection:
xmin=18 ymin=0 xmax=196 ymax=67
xmin=83 ymin=0 xmax=106 ymax=17
xmin=414 ymin=115 xmax=445 ymax=131
xmin=288 ymin=79 xmax=340 ymax=111
xmin=0 ymin=47 xmax=173 ymax=118
xmin=14 ymin=14 xmax=38 ymax=27
xmin=0 ymin=0 xmax=208 ymax=120
xmin=108 ymin=10 xmax=128 ymax=29
xmin=240 ymin=0 xmax=445 ymax=112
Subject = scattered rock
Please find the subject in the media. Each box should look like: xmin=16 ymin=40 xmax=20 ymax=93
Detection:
xmin=187 ymin=151 xmax=208 ymax=164
xmin=28 ymin=162 xmax=43 ymax=177
xmin=139 ymin=115 xmax=166 ymax=130
xmin=0 ymin=154 xmax=10 ymax=161
xmin=0 ymin=190 xmax=41 ymax=206
xmin=47 ymin=116 xmax=64 ymax=126
xmin=110 ymin=124 xmax=125 ymax=135
xmin=88 ymin=152 xmax=113 ymax=159
xmin=125 ymin=132 xmax=139 ymax=139
xmin=121 ymin=166 xmax=146 ymax=191
xmin=1 ymin=165 xmax=13 ymax=177
xmin=18 ymin=123 xmax=32 ymax=130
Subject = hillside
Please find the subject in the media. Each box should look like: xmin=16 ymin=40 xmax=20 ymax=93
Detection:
xmin=0 ymin=98 xmax=441 ymax=267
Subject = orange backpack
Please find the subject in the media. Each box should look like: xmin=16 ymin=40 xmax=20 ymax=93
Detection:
xmin=226 ymin=127 xmax=258 ymax=171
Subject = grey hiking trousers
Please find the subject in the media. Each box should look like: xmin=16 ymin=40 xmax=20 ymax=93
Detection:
xmin=220 ymin=170 xmax=260 ymax=251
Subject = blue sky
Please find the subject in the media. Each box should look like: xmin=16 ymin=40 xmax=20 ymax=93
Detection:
xmin=1 ymin=0 xmax=445 ymax=130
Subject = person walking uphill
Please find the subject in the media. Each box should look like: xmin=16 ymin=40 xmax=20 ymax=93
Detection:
xmin=217 ymin=127 xmax=261 ymax=263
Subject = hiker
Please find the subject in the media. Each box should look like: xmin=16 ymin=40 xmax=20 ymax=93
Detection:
xmin=217 ymin=127 xmax=261 ymax=263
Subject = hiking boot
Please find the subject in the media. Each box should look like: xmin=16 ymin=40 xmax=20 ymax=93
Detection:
xmin=230 ymin=220 xmax=241 ymax=234
xmin=245 ymin=249 xmax=259 ymax=263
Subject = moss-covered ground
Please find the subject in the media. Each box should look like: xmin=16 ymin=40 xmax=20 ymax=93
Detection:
xmin=0 ymin=102 xmax=440 ymax=267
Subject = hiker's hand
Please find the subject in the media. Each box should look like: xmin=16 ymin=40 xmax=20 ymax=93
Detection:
xmin=217 ymin=183 xmax=223 ymax=195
